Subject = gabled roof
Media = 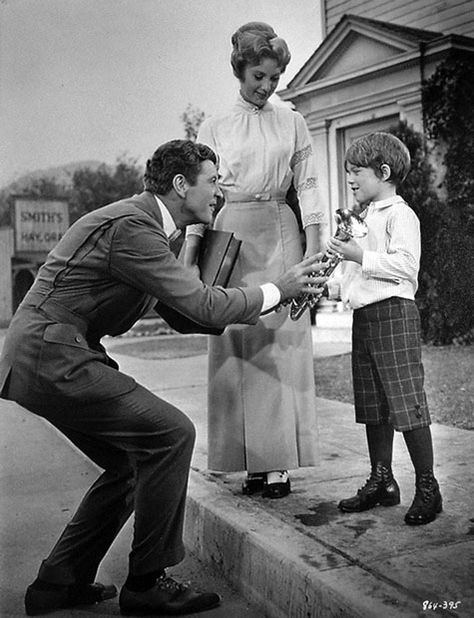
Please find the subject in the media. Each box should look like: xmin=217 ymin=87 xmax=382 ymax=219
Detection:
xmin=286 ymin=14 xmax=443 ymax=90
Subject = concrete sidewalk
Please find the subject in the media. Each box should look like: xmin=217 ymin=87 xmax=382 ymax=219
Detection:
xmin=1 ymin=328 xmax=473 ymax=617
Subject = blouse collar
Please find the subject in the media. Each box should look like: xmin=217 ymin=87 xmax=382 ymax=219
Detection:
xmin=234 ymin=92 xmax=274 ymax=114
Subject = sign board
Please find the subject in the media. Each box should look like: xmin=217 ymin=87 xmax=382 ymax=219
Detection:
xmin=13 ymin=198 xmax=69 ymax=254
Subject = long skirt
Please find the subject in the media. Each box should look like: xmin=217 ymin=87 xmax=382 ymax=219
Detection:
xmin=207 ymin=198 xmax=319 ymax=473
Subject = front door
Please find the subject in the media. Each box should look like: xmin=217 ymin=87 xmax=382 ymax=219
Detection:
xmin=338 ymin=116 xmax=399 ymax=212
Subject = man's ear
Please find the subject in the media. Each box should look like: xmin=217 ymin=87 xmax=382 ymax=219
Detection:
xmin=172 ymin=174 xmax=188 ymax=198
xmin=380 ymin=163 xmax=391 ymax=181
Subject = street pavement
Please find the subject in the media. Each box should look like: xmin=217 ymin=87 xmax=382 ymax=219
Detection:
xmin=0 ymin=321 xmax=473 ymax=618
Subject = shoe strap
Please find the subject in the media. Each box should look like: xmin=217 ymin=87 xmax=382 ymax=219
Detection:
xmin=266 ymin=470 xmax=289 ymax=484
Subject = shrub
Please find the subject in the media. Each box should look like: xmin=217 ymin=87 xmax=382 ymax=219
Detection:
xmin=387 ymin=51 xmax=474 ymax=345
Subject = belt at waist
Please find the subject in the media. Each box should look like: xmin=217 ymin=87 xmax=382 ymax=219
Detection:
xmin=22 ymin=291 xmax=89 ymax=333
xmin=225 ymin=191 xmax=286 ymax=203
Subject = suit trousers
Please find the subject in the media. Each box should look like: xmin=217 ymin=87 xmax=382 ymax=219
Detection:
xmin=19 ymin=383 xmax=196 ymax=585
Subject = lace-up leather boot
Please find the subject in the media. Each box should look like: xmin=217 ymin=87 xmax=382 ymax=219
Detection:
xmin=405 ymin=469 xmax=442 ymax=525
xmin=338 ymin=461 xmax=400 ymax=512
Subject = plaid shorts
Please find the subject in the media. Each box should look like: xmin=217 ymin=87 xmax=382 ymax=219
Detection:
xmin=352 ymin=297 xmax=431 ymax=432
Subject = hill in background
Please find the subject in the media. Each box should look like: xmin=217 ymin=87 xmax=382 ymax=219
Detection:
xmin=1 ymin=160 xmax=106 ymax=193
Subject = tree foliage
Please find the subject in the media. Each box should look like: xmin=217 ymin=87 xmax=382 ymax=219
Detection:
xmin=420 ymin=52 xmax=474 ymax=344
xmin=68 ymin=155 xmax=143 ymax=222
xmin=423 ymin=52 xmax=474 ymax=234
xmin=389 ymin=72 xmax=474 ymax=345
xmin=0 ymin=155 xmax=143 ymax=227
xmin=180 ymin=104 xmax=205 ymax=141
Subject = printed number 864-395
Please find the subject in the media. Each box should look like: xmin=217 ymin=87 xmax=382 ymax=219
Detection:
xmin=423 ymin=600 xmax=461 ymax=611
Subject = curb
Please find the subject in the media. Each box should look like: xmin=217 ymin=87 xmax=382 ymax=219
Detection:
xmin=184 ymin=470 xmax=424 ymax=618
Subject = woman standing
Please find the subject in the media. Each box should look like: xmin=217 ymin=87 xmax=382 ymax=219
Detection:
xmin=186 ymin=22 xmax=325 ymax=498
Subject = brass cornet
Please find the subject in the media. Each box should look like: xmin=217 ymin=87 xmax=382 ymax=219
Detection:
xmin=287 ymin=207 xmax=368 ymax=321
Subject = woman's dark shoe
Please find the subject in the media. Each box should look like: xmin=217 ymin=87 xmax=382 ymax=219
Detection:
xmin=262 ymin=470 xmax=291 ymax=499
xmin=338 ymin=462 xmax=400 ymax=512
xmin=242 ymin=472 xmax=265 ymax=495
xmin=25 ymin=580 xmax=117 ymax=616
xmin=119 ymin=574 xmax=221 ymax=615
xmin=405 ymin=470 xmax=443 ymax=525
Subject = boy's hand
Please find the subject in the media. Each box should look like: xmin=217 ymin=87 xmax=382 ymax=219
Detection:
xmin=327 ymin=237 xmax=363 ymax=264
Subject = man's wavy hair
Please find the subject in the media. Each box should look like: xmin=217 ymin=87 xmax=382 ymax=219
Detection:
xmin=345 ymin=132 xmax=411 ymax=187
xmin=144 ymin=140 xmax=217 ymax=195
xmin=230 ymin=22 xmax=291 ymax=80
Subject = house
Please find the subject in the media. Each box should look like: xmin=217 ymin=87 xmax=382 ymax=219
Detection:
xmin=278 ymin=2 xmax=474 ymax=240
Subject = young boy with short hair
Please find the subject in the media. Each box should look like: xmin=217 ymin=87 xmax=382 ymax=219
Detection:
xmin=327 ymin=131 xmax=442 ymax=525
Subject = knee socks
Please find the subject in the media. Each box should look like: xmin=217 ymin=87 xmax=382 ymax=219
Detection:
xmin=366 ymin=424 xmax=394 ymax=469
xmin=403 ymin=426 xmax=434 ymax=476
xmin=366 ymin=424 xmax=434 ymax=476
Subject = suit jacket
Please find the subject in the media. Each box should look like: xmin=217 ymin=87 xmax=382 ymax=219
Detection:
xmin=0 ymin=191 xmax=263 ymax=405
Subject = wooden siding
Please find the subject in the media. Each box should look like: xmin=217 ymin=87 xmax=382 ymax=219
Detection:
xmin=324 ymin=0 xmax=474 ymax=38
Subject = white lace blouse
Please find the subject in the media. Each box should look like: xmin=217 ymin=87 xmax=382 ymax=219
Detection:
xmin=188 ymin=94 xmax=325 ymax=235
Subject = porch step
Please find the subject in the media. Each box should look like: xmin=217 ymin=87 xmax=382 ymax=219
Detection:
xmin=312 ymin=306 xmax=352 ymax=343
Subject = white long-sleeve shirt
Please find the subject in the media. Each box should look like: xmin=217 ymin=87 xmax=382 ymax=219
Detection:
xmin=327 ymin=196 xmax=420 ymax=309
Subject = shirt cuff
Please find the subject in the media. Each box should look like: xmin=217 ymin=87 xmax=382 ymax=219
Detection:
xmin=260 ymin=283 xmax=281 ymax=313
xmin=326 ymin=278 xmax=341 ymax=301
xmin=185 ymin=223 xmax=206 ymax=238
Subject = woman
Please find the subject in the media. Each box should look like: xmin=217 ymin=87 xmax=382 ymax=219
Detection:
xmin=185 ymin=22 xmax=324 ymax=498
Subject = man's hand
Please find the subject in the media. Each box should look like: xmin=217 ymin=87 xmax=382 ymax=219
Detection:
xmin=273 ymin=253 xmax=327 ymax=302
xmin=327 ymin=237 xmax=363 ymax=264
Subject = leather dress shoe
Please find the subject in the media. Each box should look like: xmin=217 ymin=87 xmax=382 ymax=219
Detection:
xmin=242 ymin=472 xmax=265 ymax=495
xmin=119 ymin=574 xmax=221 ymax=615
xmin=405 ymin=470 xmax=443 ymax=525
xmin=25 ymin=581 xmax=117 ymax=615
xmin=338 ymin=462 xmax=400 ymax=512
xmin=262 ymin=470 xmax=291 ymax=499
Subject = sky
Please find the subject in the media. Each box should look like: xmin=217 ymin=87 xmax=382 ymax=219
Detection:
xmin=0 ymin=0 xmax=323 ymax=187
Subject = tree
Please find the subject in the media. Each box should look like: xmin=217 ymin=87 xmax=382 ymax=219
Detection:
xmin=180 ymin=104 xmax=205 ymax=141
xmin=0 ymin=156 xmax=144 ymax=226
xmin=389 ymin=120 xmax=474 ymax=345
xmin=68 ymin=154 xmax=142 ymax=222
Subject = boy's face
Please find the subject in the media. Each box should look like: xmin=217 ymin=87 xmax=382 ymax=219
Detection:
xmin=346 ymin=163 xmax=393 ymax=204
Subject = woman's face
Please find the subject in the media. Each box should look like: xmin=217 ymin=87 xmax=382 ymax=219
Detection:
xmin=239 ymin=57 xmax=282 ymax=108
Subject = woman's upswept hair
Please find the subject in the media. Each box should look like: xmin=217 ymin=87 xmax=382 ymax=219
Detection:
xmin=144 ymin=140 xmax=217 ymax=195
xmin=230 ymin=22 xmax=291 ymax=79
xmin=345 ymin=132 xmax=411 ymax=187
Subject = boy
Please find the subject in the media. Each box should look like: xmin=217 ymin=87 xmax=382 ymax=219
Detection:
xmin=326 ymin=132 xmax=442 ymax=525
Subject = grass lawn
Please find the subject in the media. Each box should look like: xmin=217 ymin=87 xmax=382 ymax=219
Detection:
xmin=313 ymin=345 xmax=474 ymax=430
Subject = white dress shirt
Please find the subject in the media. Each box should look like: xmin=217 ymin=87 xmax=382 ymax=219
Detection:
xmin=154 ymin=196 xmax=280 ymax=312
xmin=327 ymin=196 xmax=420 ymax=309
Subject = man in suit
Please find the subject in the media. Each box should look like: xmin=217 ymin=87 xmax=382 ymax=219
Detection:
xmin=0 ymin=139 xmax=325 ymax=616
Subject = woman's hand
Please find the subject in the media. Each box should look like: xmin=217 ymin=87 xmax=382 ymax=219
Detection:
xmin=303 ymin=224 xmax=321 ymax=259
xmin=182 ymin=235 xmax=202 ymax=268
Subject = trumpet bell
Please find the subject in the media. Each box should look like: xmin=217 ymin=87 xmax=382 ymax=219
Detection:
xmin=334 ymin=208 xmax=368 ymax=239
